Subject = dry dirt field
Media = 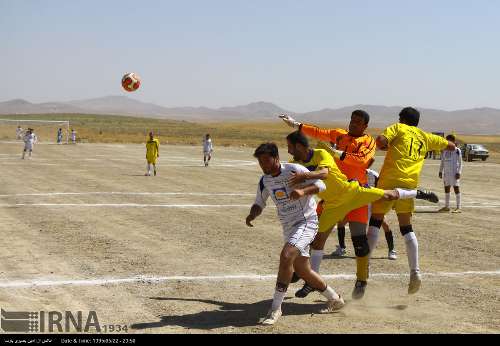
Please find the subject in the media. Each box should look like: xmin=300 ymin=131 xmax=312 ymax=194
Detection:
xmin=0 ymin=141 xmax=498 ymax=334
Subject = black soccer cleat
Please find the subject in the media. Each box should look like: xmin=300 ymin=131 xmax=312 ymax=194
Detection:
xmin=295 ymin=284 xmax=316 ymax=298
xmin=290 ymin=272 xmax=301 ymax=284
xmin=416 ymin=189 xmax=439 ymax=203
xmin=352 ymin=280 xmax=367 ymax=300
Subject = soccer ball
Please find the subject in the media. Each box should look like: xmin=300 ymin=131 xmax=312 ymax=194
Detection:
xmin=121 ymin=72 xmax=141 ymax=92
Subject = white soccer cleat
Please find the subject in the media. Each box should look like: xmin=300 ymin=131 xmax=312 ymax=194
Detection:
xmin=320 ymin=296 xmax=345 ymax=314
xmin=451 ymin=208 xmax=462 ymax=214
xmin=388 ymin=249 xmax=397 ymax=260
xmin=261 ymin=308 xmax=282 ymax=325
xmin=332 ymin=245 xmax=346 ymax=257
xmin=408 ymin=270 xmax=422 ymax=294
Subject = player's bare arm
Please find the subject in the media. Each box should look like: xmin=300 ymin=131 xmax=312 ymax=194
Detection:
xmin=288 ymin=168 xmax=328 ymax=186
xmin=246 ymin=204 xmax=263 ymax=227
xmin=289 ymin=183 xmax=321 ymax=201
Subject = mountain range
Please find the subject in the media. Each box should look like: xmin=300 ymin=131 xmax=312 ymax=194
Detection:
xmin=1 ymin=96 xmax=499 ymax=134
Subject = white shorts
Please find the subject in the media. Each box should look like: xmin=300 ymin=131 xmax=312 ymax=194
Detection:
xmin=443 ymin=174 xmax=460 ymax=187
xmin=284 ymin=220 xmax=318 ymax=257
xmin=24 ymin=145 xmax=33 ymax=151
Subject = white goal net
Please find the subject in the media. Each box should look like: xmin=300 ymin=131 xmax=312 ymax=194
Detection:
xmin=0 ymin=119 xmax=70 ymax=144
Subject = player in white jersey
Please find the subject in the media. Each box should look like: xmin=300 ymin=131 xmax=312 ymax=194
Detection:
xmin=246 ymin=142 xmax=345 ymax=325
xmin=57 ymin=128 xmax=63 ymax=144
xmin=71 ymin=129 xmax=77 ymax=144
xmin=22 ymin=128 xmax=37 ymax=159
xmin=366 ymin=168 xmax=397 ymax=260
xmin=16 ymin=126 xmax=24 ymax=140
xmin=438 ymin=134 xmax=463 ymax=213
xmin=203 ymin=134 xmax=213 ymax=167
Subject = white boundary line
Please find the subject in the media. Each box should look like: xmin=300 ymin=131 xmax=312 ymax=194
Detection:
xmin=0 ymin=204 xmax=251 ymax=208
xmin=0 ymin=192 xmax=255 ymax=198
xmin=0 ymin=270 xmax=498 ymax=289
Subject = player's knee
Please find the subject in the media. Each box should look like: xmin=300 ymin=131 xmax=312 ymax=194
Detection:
xmin=369 ymin=217 xmax=383 ymax=229
xmin=352 ymin=235 xmax=370 ymax=257
xmin=399 ymin=224 xmax=413 ymax=236
xmin=280 ymin=248 xmax=296 ymax=264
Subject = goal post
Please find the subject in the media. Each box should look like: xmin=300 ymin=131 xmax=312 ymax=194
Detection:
xmin=0 ymin=119 xmax=70 ymax=144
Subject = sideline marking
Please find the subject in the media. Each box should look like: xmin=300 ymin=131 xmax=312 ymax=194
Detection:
xmin=0 ymin=271 xmax=498 ymax=289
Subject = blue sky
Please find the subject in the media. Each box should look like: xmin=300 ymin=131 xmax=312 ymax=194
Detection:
xmin=1 ymin=0 xmax=499 ymax=111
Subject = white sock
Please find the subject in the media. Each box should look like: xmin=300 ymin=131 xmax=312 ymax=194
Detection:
xmin=271 ymin=289 xmax=286 ymax=311
xmin=310 ymin=250 xmax=324 ymax=273
xmin=146 ymin=163 xmax=151 ymax=175
xmin=445 ymin=193 xmax=450 ymax=208
xmin=456 ymin=193 xmax=461 ymax=209
xmin=404 ymin=232 xmax=419 ymax=273
xmin=396 ymin=188 xmax=417 ymax=199
xmin=367 ymin=226 xmax=380 ymax=253
xmin=320 ymin=285 xmax=340 ymax=301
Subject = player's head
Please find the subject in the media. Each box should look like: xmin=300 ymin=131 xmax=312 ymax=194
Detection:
xmin=446 ymin=134 xmax=456 ymax=143
xmin=349 ymin=110 xmax=370 ymax=137
xmin=254 ymin=142 xmax=280 ymax=175
xmin=206 ymin=134 xmax=210 ymax=139
xmin=399 ymin=107 xmax=420 ymax=126
xmin=286 ymin=131 xmax=310 ymax=161
xmin=149 ymin=131 xmax=154 ymax=139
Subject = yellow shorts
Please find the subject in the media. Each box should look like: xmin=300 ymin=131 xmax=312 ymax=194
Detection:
xmin=319 ymin=184 xmax=385 ymax=233
xmin=147 ymin=158 xmax=157 ymax=165
xmin=371 ymin=198 xmax=414 ymax=215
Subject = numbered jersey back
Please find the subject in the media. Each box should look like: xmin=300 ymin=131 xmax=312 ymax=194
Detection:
xmin=378 ymin=123 xmax=449 ymax=189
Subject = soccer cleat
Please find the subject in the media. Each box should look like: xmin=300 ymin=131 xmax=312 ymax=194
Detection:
xmin=332 ymin=245 xmax=346 ymax=257
xmin=319 ymin=295 xmax=345 ymax=314
xmin=452 ymin=208 xmax=462 ymax=214
xmin=438 ymin=207 xmax=450 ymax=212
xmin=144 ymin=173 xmax=150 ymax=176
xmin=351 ymin=280 xmax=367 ymax=300
xmin=388 ymin=249 xmax=397 ymax=260
xmin=408 ymin=270 xmax=422 ymax=294
xmin=416 ymin=189 xmax=439 ymax=203
xmin=262 ymin=308 xmax=282 ymax=325
xmin=295 ymin=284 xmax=316 ymax=298
xmin=290 ymin=272 xmax=301 ymax=284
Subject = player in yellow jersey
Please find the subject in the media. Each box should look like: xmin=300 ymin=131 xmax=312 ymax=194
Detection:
xmin=280 ymin=110 xmax=377 ymax=299
xmin=145 ymin=131 xmax=160 ymax=176
xmin=285 ymin=131 xmax=439 ymax=298
xmin=368 ymin=107 xmax=456 ymax=294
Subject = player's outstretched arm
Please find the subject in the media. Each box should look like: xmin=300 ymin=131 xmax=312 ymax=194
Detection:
xmin=290 ymin=180 xmax=326 ymax=201
xmin=279 ymin=114 xmax=301 ymax=129
xmin=246 ymin=204 xmax=263 ymax=227
xmin=288 ymin=168 xmax=329 ymax=186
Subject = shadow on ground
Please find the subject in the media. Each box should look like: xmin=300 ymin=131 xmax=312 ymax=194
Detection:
xmin=130 ymin=297 xmax=338 ymax=330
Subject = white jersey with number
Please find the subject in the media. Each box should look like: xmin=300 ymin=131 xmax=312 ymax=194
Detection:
xmin=254 ymin=163 xmax=325 ymax=230
xmin=203 ymin=138 xmax=213 ymax=153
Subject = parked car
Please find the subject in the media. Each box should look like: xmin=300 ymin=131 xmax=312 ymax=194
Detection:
xmin=462 ymin=144 xmax=489 ymax=162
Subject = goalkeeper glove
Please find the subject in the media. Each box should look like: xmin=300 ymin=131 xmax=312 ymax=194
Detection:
xmin=279 ymin=114 xmax=302 ymax=129
xmin=317 ymin=141 xmax=346 ymax=160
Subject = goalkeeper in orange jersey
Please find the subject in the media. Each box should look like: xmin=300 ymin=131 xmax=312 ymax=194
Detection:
xmin=145 ymin=131 xmax=160 ymax=176
xmin=283 ymin=130 xmax=440 ymax=300
xmin=280 ymin=110 xmax=377 ymax=299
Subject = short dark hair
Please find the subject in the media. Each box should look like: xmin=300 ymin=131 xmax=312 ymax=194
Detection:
xmin=446 ymin=134 xmax=456 ymax=141
xmin=352 ymin=109 xmax=370 ymax=125
xmin=254 ymin=142 xmax=279 ymax=158
xmin=286 ymin=130 xmax=309 ymax=147
xmin=399 ymin=107 xmax=420 ymax=126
